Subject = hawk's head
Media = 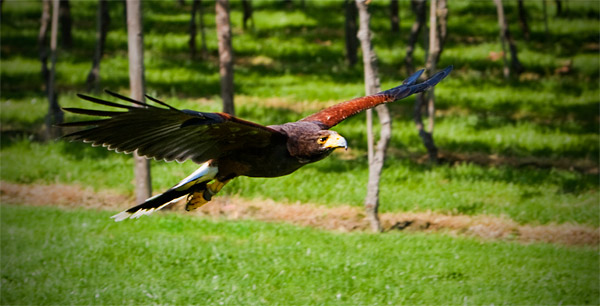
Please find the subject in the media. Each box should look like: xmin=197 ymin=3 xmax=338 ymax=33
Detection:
xmin=281 ymin=122 xmax=347 ymax=163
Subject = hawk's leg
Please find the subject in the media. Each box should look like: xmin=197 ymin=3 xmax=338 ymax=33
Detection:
xmin=185 ymin=179 xmax=231 ymax=211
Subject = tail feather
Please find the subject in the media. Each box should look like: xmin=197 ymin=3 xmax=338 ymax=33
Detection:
xmin=111 ymin=187 xmax=191 ymax=221
xmin=111 ymin=161 xmax=218 ymax=221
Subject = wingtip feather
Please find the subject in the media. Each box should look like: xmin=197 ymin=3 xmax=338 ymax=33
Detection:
xmin=403 ymin=69 xmax=425 ymax=85
xmin=111 ymin=211 xmax=132 ymax=222
xmin=110 ymin=197 xmax=182 ymax=222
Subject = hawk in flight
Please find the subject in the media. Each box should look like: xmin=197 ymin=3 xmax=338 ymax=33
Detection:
xmin=61 ymin=66 xmax=452 ymax=221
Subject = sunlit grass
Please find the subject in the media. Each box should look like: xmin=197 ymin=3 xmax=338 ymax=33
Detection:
xmin=2 ymin=204 xmax=598 ymax=305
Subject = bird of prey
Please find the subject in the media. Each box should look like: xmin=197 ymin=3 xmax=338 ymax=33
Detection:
xmin=60 ymin=66 xmax=452 ymax=221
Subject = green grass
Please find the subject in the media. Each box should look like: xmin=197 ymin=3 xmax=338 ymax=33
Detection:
xmin=1 ymin=1 xmax=598 ymax=304
xmin=1 ymin=1 xmax=598 ymax=226
xmin=2 ymin=204 xmax=598 ymax=305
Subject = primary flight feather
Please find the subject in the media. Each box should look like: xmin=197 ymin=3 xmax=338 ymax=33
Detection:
xmin=60 ymin=66 xmax=452 ymax=221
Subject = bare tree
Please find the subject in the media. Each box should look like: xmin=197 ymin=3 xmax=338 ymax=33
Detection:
xmin=126 ymin=0 xmax=152 ymax=203
xmin=198 ymin=0 xmax=207 ymax=57
xmin=45 ymin=0 xmax=64 ymax=140
xmin=121 ymin=0 xmax=127 ymax=25
xmin=405 ymin=0 xmax=426 ymax=75
xmin=356 ymin=0 xmax=391 ymax=233
xmin=390 ymin=0 xmax=399 ymax=33
xmin=429 ymin=0 xmax=447 ymax=64
xmin=494 ymin=0 xmax=523 ymax=78
xmin=38 ymin=0 xmax=51 ymax=90
xmin=242 ymin=0 xmax=253 ymax=30
xmin=414 ymin=0 xmax=447 ymax=163
xmin=517 ymin=0 xmax=530 ymax=41
xmin=542 ymin=0 xmax=549 ymax=39
xmin=216 ymin=0 xmax=235 ymax=115
xmin=86 ymin=0 xmax=110 ymax=92
xmin=189 ymin=0 xmax=199 ymax=59
xmin=59 ymin=0 xmax=72 ymax=48
xmin=344 ymin=0 xmax=358 ymax=66
xmin=189 ymin=0 xmax=209 ymax=59
xmin=555 ymin=0 xmax=562 ymax=17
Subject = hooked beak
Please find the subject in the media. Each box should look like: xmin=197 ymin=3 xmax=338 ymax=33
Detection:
xmin=323 ymin=134 xmax=348 ymax=150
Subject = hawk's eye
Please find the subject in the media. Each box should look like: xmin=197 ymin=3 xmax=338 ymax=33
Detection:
xmin=318 ymin=136 xmax=328 ymax=144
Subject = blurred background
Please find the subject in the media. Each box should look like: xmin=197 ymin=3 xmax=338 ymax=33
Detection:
xmin=1 ymin=0 xmax=598 ymax=304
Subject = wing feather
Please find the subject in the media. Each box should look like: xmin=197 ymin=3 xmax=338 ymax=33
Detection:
xmin=62 ymin=93 xmax=282 ymax=164
xmin=300 ymin=66 xmax=453 ymax=128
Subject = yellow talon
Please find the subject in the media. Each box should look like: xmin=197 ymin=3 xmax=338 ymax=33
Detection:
xmin=184 ymin=179 xmax=230 ymax=211
xmin=185 ymin=191 xmax=209 ymax=211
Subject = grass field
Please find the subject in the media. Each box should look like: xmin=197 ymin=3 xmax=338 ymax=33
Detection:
xmin=2 ymin=204 xmax=598 ymax=305
xmin=1 ymin=0 xmax=599 ymax=304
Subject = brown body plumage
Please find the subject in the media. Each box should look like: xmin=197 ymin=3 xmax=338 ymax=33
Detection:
xmin=60 ymin=66 xmax=452 ymax=220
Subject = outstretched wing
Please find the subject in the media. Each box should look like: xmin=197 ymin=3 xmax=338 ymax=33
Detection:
xmin=59 ymin=90 xmax=283 ymax=164
xmin=300 ymin=66 xmax=453 ymax=129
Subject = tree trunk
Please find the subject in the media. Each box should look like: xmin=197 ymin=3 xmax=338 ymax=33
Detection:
xmin=86 ymin=0 xmax=110 ymax=92
xmin=216 ymin=0 xmax=235 ymax=115
xmin=414 ymin=0 xmax=446 ymax=163
xmin=242 ymin=0 xmax=253 ymax=30
xmin=189 ymin=0 xmax=208 ymax=59
xmin=405 ymin=0 xmax=426 ymax=75
xmin=494 ymin=0 xmax=523 ymax=78
xmin=390 ymin=0 xmax=399 ymax=33
xmin=424 ymin=0 xmax=440 ymax=157
xmin=126 ymin=0 xmax=152 ymax=203
xmin=284 ymin=0 xmax=292 ymax=9
xmin=356 ymin=0 xmax=391 ymax=233
xmin=427 ymin=0 xmax=447 ymax=65
xmin=494 ymin=0 xmax=509 ymax=79
xmin=505 ymin=10 xmax=523 ymax=76
xmin=189 ymin=0 xmax=198 ymax=59
xmin=121 ymin=0 xmax=127 ymax=25
xmin=45 ymin=0 xmax=64 ymax=140
xmin=542 ymin=0 xmax=549 ymax=39
xmin=437 ymin=0 xmax=447 ymax=52
xmin=554 ymin=0 xmax=562 ymax=17
xmin=344 ymin=0 xmax=358 ymax=67
xmin=517 ymin=0 xmax=530 ymax=41
xmin=198 ymin=0 xmax=207 ymax=57
xmin=39 ymin=0 xmax=51 ymax=92
xmin=59 ymin=0 xmax=72 ymax=48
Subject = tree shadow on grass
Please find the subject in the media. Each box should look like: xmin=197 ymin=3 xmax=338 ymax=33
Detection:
xmin=438 ymin=160 xmax=599 ymax=195
xmin=440 ymin=138 xmax=598 ymax=161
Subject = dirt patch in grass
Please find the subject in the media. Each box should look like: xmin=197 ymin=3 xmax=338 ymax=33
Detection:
xmin=1 ymin=181 xmax=597 ymax=246
xmin=0 ymin=182 xmax=129 ymax=211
